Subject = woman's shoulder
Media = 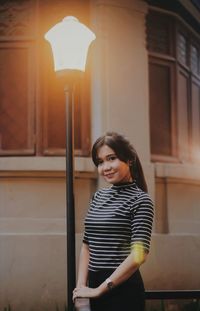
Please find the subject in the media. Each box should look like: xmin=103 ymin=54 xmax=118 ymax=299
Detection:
xmin=129 ymin=186 xmax=154 ymax=206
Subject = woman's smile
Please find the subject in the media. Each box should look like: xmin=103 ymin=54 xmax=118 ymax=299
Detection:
xmin=104 ymin=172 xmax=115 ymax=180
xmin=97 ymin=145 xmax=132 ymax=185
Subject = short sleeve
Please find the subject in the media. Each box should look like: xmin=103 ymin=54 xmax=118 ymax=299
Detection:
xmin=130 ymin=194 xmax=154 ymax=253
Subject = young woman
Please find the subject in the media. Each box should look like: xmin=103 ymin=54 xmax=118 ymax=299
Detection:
xmin=73 ymin=132 xmax=154 ymax=311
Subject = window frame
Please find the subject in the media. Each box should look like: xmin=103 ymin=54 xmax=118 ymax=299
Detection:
xmin=147 ymin=9 xmax=200 ymax=164
xmin=149 ymin=55 xmax=178 ymax=162
xmin=0 ymin=41 xmax=36 ymax=156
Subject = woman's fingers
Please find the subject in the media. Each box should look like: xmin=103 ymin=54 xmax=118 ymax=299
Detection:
xmin=73 ymin=286 xmax=98 ymax=302
xmin=73 ymin=286 xmax=87 ymax=300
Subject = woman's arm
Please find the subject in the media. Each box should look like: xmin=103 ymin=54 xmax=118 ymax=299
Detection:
xmin=73 ymin=247 xmax=147 ymax=299
xmin=76 ymin=242 xmax=90 ymax=288
xmin=97 ymin=246 xmax=147 ymax=295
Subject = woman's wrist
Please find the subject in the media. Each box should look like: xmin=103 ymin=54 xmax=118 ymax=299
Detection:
xmin=97 ymin=278 xmax=114 ymax=296
xmin=105 ymin=278 xmax=114 ymax=290
xmin=76 ymin=281 xmax=86 ymax=288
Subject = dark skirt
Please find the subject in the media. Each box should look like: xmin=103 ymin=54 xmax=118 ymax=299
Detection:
xmin=88 ymin=269 xmax=145 ymax=311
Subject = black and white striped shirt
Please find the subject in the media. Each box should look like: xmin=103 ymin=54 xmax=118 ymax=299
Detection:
xmin=83 ymin=181 xmax=154 ymax=272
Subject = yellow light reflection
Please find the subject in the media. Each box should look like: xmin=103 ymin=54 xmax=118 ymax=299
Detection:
xmin=132 ymin=242 xmax=145 ymax=264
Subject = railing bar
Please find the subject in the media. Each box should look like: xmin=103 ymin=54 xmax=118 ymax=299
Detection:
xmin=75 ymin=291 xmax=200 ymax=310
xmin=145 ymin=290 xmax=200 ymax=299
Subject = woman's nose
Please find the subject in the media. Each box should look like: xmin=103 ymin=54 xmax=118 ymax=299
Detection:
xmin=103 ymin=161 xmax=111 ymax=171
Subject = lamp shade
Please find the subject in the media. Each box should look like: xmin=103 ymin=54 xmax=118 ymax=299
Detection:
xmin=44 ymin=16 xmax=96 ymax=72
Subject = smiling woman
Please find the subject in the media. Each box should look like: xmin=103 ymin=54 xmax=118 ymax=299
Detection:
xmin=92 ymin=132 xmax=148 ymax=192
xmin=96 ymin=145 xmax=132 ymax=185
xmin=73 ymin=132 xmax=154 ymax=311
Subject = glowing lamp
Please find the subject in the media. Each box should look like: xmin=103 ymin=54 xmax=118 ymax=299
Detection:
xmin=44 ymin=16 xmax=96 ymax=311
xmin=44 ymin=16 xmax=96 ymax=72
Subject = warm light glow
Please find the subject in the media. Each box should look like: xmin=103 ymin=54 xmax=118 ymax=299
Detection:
xmin=132 ymin=242 xmax=145 ymax=264
xmin=44 ymin=16 xmax=96 ymax=72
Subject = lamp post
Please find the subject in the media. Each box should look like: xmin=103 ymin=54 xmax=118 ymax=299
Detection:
xmin=45 ymin=16 xmax=95 ymax=311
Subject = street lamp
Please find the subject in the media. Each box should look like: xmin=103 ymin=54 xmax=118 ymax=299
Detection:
xmin=45 ymin=16 xmax=96 ymax=311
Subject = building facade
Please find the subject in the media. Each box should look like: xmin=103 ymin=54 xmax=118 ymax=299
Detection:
xmin=0 ymin=0 xmax=200 ymax=310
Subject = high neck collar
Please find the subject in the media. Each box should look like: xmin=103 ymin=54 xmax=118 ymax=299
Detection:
xmin=111 ymin=180 xmax=136 ymax=189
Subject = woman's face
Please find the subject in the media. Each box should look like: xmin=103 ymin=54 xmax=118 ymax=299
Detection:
xmin=96 ymin=145 xmax=132 ymax=185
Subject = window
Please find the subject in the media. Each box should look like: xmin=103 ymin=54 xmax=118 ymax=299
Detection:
xmin=0 ymin=0 xmax=91 ymax=156
xmin=149 ymin=59 xmax=175 ymax=157
xmin=147 ymin=10 xmax=200 ymax=163
xmin=0 ymin=1 xmax=36 ymax=155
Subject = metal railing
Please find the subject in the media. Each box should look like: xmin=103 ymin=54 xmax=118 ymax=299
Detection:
xmin=145 ymin=290 xmax=200 ymax=300
xmin=74 ymin=290 xmax=200 ymax=311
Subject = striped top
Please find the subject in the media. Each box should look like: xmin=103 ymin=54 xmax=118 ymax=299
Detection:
xmin=83 ymin=181 xmax=154 ymax=272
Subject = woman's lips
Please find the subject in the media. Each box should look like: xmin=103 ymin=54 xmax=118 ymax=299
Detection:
xmin=104 ymin=173 xmax=115 ymax=178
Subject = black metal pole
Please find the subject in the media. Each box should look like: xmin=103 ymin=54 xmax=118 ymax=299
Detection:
xmin=65 ymin=83 xmax=76 ymax=311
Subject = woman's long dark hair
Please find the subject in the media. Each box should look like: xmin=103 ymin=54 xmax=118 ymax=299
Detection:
xmin=92 ymin=132 xmax=148 ymax=193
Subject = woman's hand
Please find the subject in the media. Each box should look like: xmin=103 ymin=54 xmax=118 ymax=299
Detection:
xmin=73 ymin=285 xmax=100 ymax=302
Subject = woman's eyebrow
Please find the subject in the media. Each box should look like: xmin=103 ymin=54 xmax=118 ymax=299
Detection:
xmin=97 ymin=153 xmax=116 ymax=161
xmin=106 ymin=153 xmax=116 ymax=157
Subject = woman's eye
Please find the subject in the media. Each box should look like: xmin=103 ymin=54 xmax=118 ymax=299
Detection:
xmin=108 ymin=156 xmax=116 ymax=161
